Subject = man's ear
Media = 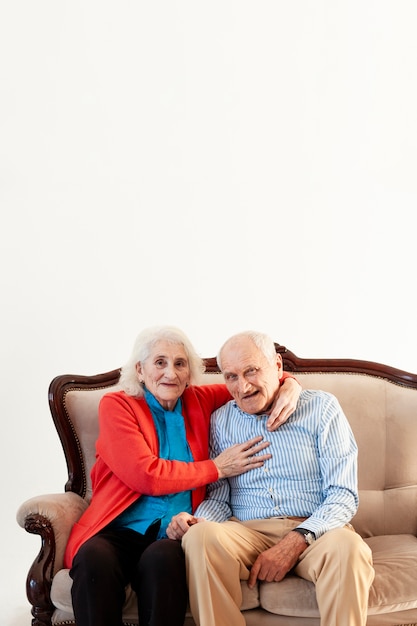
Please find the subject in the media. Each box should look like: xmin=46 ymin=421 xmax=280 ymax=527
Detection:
xmin=276 ymin=354 xmax=284 ymax=375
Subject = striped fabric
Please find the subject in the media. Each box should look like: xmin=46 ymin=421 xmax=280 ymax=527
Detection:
xmin=195 ymin=390 xmax=358 ymax=538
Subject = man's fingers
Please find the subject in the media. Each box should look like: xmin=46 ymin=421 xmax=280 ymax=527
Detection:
xmin=248 ymin=561 xmax=260 ymax=588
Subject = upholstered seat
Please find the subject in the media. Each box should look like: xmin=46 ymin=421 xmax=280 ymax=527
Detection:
xmin=16 ymin=346 xmax=417 ymax=625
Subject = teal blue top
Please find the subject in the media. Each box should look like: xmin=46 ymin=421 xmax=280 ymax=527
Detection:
xmin=110 ymin=388 xmax=193 ymax=539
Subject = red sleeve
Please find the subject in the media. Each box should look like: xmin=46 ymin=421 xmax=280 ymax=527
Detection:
xmin=280 ymin=371 xmax=298 ymax=384
xmin=190 ymin=383 xmax=231 ymax=412
xmin=96 ymin=392 xmax=218 ymax=496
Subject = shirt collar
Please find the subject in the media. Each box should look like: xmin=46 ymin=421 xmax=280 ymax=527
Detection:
xmin=231 ymin=400 xmax=269 ymax=419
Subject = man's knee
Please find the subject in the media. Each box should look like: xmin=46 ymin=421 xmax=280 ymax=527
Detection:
xmin=328 ymin=527 xmax=368 ymax=547
xmin=319 ymin=527 xmax=373 ymax=566
xmin=182 ymin=521 xmax=221 ymax=554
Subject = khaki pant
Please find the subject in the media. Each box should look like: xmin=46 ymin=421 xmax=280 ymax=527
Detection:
xmin=182 ymin=518 xmax=375 ymax=626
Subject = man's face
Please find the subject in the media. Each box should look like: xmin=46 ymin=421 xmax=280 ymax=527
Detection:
xmin=221 ymin=337 xmax=283 ymax=414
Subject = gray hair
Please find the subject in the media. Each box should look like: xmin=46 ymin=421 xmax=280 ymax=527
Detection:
xmin=119 ymin=325 xmax=205 ymax=397
xmin=217 ymin=330 xmax=278 ymax=371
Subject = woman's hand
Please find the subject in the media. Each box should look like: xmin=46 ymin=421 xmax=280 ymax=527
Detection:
xmin=266 ymin=377 xmax=301 ymax=431
xmin=166 ymin=512 xmax=205 ymax=540
xmin=213 ymin=436 xmax=271 ymax=479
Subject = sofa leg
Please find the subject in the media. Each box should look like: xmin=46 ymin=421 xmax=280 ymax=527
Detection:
xmin=24 ymin=514 xmax=56 ymax=626
xmin=30 ymin=606 xmax=53 ymax=626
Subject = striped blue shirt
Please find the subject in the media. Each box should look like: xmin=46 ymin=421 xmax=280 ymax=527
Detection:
xmin=194 ymin=390 xmax=358 ymax=538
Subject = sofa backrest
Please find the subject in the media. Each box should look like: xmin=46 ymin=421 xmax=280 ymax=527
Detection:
xmin=294 ymin=372 xmax=417 ymax=538
xmin=50 ymin=347 xmax=417 ymax=539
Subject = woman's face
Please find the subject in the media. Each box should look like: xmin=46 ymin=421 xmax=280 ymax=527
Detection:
xmin=136 ymin=340 xmax=191 ymax=411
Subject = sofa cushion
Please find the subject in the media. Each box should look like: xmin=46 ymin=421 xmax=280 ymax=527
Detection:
xmin=367 ymin=535 xmax=417 ymax=614
xmin=51 ymin=535 xmax=417 ymax=621
xmin=51 ymin=568 xmax=138 ymax=621
xmin=258 ymin=534 xmax=417 ymax=618
xmin=50 ymin=566 xmax=260 ymax=619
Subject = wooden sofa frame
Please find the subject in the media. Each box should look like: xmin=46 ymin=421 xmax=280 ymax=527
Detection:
xmin=17 ymin=344 xmax=417 ymax=626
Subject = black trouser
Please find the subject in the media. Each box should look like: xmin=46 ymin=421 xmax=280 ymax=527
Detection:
xmin=69 ymin=524 xmax=187 ymax=626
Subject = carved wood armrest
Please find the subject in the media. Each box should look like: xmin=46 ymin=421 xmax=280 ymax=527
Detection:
xmin=16 ymin=492 xmax=88 ymax=626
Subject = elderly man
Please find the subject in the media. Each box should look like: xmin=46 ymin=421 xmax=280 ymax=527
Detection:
xmin=167 ymin=331 xmax=375 ymax=626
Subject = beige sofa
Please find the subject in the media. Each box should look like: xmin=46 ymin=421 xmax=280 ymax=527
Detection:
xmin=17 ymin=344 xmax=417 ymax=626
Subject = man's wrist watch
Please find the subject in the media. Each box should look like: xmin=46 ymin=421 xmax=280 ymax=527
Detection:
xmin=292 ymin=528 xmax=316 ymax=545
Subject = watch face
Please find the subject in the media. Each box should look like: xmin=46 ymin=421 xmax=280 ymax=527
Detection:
xmin=293 ymin=528 xmax=315 ymax=544
xmin=305 ymin=532 xmax=315 ymax=545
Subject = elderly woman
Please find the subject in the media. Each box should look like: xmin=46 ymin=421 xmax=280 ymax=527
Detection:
xmin=65 ymin=326 xmax=300 ymax=626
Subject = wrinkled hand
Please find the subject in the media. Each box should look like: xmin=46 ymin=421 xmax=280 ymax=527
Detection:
xmin=266 ymin=377 xmax=302 ymax=431
xmin=213 ymin=436 xmax=271 ymax=479
xmin=166 ymin=512 xmax=205 ymax=540
xmin=248 ymin=531 xmax=306 ymax=588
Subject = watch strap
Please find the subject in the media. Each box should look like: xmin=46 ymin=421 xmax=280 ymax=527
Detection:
xmin=292 ymin=528 xmax=316 ymax=542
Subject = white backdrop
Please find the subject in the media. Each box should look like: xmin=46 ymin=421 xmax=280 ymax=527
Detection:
xmin=1 ymin=2 xmax=417 ymax=623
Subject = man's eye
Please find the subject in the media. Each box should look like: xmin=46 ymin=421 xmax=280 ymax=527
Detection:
xmin=225 ymin=374 xmax=237 ymax=381
xmin=246 ymin=368 xmax=258 ymax=376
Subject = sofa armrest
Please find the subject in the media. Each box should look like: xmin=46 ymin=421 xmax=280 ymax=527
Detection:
xmin=17 ymin=491 xmax=88 ymax=572
xmin=16 ymin=492 xmax=88 ymax=626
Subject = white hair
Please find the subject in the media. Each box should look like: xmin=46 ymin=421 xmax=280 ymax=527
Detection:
xmin=217 ymin=330 xmax=278 ymax=371
xmin=119 ymin=326 xmax=205 ymax=397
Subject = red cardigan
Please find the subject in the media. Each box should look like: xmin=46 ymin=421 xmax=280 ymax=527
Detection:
xmin=64 ymin=384 xmax=230 ymax=566
xmin=64 ymin=374 xmax=293 ymax=567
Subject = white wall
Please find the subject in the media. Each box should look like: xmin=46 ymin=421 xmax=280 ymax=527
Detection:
xmin=1 ymin=2 xmax=416 ymax=622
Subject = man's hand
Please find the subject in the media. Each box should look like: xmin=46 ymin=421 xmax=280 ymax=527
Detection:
xmin=166 ymin=512 xmax=205 ymax=540
xmin=266 ymin=377 xmax=302 ymax=431
xmin=248 ymin=531 xmax=307 ymax=588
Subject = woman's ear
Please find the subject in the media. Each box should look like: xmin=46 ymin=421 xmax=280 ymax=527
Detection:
xmin=276 ymin=354 xmax=283 ymax=376
xmin=135 ymin=362 xmax=143 ymax=381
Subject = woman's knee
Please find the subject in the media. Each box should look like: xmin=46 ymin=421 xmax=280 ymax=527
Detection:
xmin=139 ymin=539 xmax=185 ymax=574
xmin=71 ymin=535 xmax=120 ymax=579
xmin=133 ymin=539 xmax=187 ymax=602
